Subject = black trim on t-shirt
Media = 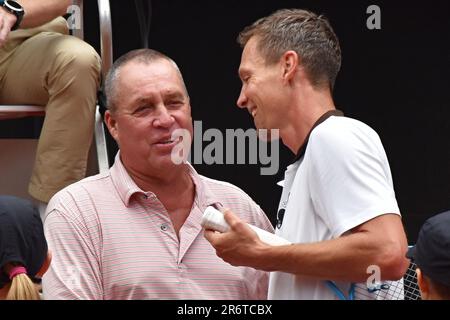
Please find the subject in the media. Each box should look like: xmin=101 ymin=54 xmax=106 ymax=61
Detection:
xmin=292 ymin=109 xmax=344 ymax=163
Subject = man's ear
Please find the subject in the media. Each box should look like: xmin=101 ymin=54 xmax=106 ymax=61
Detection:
xmin=105 ymin=110 xmax=119 ymax=141
xmin=416 ymin=268 xmax=430 ymax=300
xmin=36 ymin=251 xmax=52 ymax=278
xmin=280 ymin=50 xmax=299 ymax=82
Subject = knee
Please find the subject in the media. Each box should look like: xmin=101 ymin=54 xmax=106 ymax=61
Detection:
xmin=53 ymin=36 xmax=102 ymax=80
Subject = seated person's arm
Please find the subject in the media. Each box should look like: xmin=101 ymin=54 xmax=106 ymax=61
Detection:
xmin=17 ymin=0 xmax=72 ymax=28
xmin=0 ymin=0 xmax=71 ymax=46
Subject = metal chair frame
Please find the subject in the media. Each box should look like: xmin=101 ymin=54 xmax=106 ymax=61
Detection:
xmin=0 ymin=0 xmax=113 ymax=173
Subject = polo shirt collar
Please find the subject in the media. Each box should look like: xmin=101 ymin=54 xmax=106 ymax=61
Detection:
xmin=109 ymin=152 xmax=146 ymax=206
xmin=110 ymin=152 xmax=222 ymax=209
xmin=185 ymin=164 xmax=223 ymax=211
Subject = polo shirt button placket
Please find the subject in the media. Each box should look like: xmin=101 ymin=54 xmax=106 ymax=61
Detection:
xmin=160 ymin=223 xmax=169 ymax=232
xmin=178 ymin=261 xmax=184 ymax=278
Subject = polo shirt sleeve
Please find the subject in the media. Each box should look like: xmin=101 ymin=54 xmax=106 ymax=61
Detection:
xmin=42 ymin=191 xmax=103 ymax=300
xmin=307 ymin=121 xmax=400 ymax=238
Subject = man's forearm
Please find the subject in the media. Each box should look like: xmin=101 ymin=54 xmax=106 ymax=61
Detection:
xmin=257 ymin=220 xmax=409 ymax=283
xmin=260 ymin=237 xmax=396 ymax=282
xmin=206 ymin=211 xmax=409 ymax=285
xmin=17 ymin=0 xmax=71 ymax=28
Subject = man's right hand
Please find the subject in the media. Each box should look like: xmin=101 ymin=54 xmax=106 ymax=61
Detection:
xmin=204 ymin=209 xmax=269 ymax=269
xmin=0 ymin=7 xmax=17 ymax=47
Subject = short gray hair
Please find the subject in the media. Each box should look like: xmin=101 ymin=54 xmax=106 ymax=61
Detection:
xmin=238 ymin=9 xmax=341 ymax=91
xmin=104 ymin=49 xmax=187 ymax=113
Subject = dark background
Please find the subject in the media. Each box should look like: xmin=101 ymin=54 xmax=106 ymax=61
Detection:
xmin=4 ymin=0 xmax=450 ymax=243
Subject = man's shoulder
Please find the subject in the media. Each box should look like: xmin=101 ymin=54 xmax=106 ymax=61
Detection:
xmin=47 ymin=171 xmax=112 ymax=210
xmin=198 ymin=174 xmax=253 ymax=199
xmin=310 ymin=116 xmax=382 ymax=149
xmin=58 ymin=171 xmax=111 ymax=194
xmin=315 ymin=116 xmax=378 ymax=136
xmin=197 ymin=174 xmax=272 ymax=229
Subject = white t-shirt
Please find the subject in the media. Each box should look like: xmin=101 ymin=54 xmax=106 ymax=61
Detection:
xmin=268 ymin=116 xmax=401 ymax=300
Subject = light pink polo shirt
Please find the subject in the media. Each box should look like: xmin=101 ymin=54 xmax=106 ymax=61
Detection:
xmin=42 ymin=154 xmax=273 ymax=300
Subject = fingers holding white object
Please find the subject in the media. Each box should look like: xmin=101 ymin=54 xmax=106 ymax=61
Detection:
xmin=203 ymin=208 xmax=264 ymax=267
xmin=203 ymin=206 xmax=290 ymax=268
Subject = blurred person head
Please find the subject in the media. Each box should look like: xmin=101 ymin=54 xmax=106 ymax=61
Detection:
xmin=0 ymin=195 xmax=51 ymax=300
xmin=407 ymin=210 xmax=450 ymax=300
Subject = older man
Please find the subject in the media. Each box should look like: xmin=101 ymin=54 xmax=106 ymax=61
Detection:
xmin=42 ymin=49 xmax=272 ymax=300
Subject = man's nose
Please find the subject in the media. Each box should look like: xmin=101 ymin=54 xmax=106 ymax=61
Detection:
xmin=153 ymin=106 xmax=175 ymax=128
xmin=237 ymin=87 xmax=247 ymax=109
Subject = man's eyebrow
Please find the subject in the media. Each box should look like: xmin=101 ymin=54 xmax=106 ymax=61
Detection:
xmin=129 ymin=96 xmax=153 ymax=108
xmin=134 ymin=97 xmax=151 ymax=104
xmin=165 ymin=91 xmax=186 ymax=100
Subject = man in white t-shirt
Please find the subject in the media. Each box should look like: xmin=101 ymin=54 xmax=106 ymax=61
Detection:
xmin=205 ymin=8 xmax=409 ymax=299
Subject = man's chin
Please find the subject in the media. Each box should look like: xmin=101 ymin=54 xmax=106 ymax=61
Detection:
xmin=146 ymin=158 xmax=185 ymax=176
xmin=156 ymin=155 xmax=183 ymax=167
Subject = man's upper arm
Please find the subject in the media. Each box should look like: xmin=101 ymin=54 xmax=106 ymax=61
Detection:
xmin=16 ymin=0 xmax=72 ymax=29
xmin=306 ymin=123 xmax=408 ymax=279
xmin=43 ymin=205 xmax=103 ymax=300
xmin=308 ymin=123 xmax=401 ymax=237
xmin=350 ymin=213 xmax=409 ymax=279
xmin=21 ymin=0 xmax=71 ymax=10
xmin=350 ymin=213 xmax=407 ymax=251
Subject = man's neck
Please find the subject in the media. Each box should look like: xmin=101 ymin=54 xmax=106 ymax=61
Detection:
xmin=281 ymin=85 xmax=336 ymax=154
xmin=124 ymin=162 xmax=195 ymax=236
xmin=127 ymin=163 xmax=193 ymax=196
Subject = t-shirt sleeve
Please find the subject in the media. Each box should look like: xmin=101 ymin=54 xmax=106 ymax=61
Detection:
xmin=308 ymin=123 xmax=400 ymax=237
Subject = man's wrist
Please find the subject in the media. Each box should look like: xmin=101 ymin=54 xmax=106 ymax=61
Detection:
xmin=0 ymin=7 xmax=17 ymax=28
xmin=0 ymin=8 xmax=17 ymax=33
xmin=2 ymin=0 xmax=24 ymax=31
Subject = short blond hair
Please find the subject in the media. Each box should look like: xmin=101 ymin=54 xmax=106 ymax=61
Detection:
xmin=238 ymin=9 xmax=341 ymax=91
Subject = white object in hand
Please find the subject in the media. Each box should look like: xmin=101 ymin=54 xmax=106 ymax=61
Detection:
xmin=201 ymin=206 xmax=292 ymax=246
